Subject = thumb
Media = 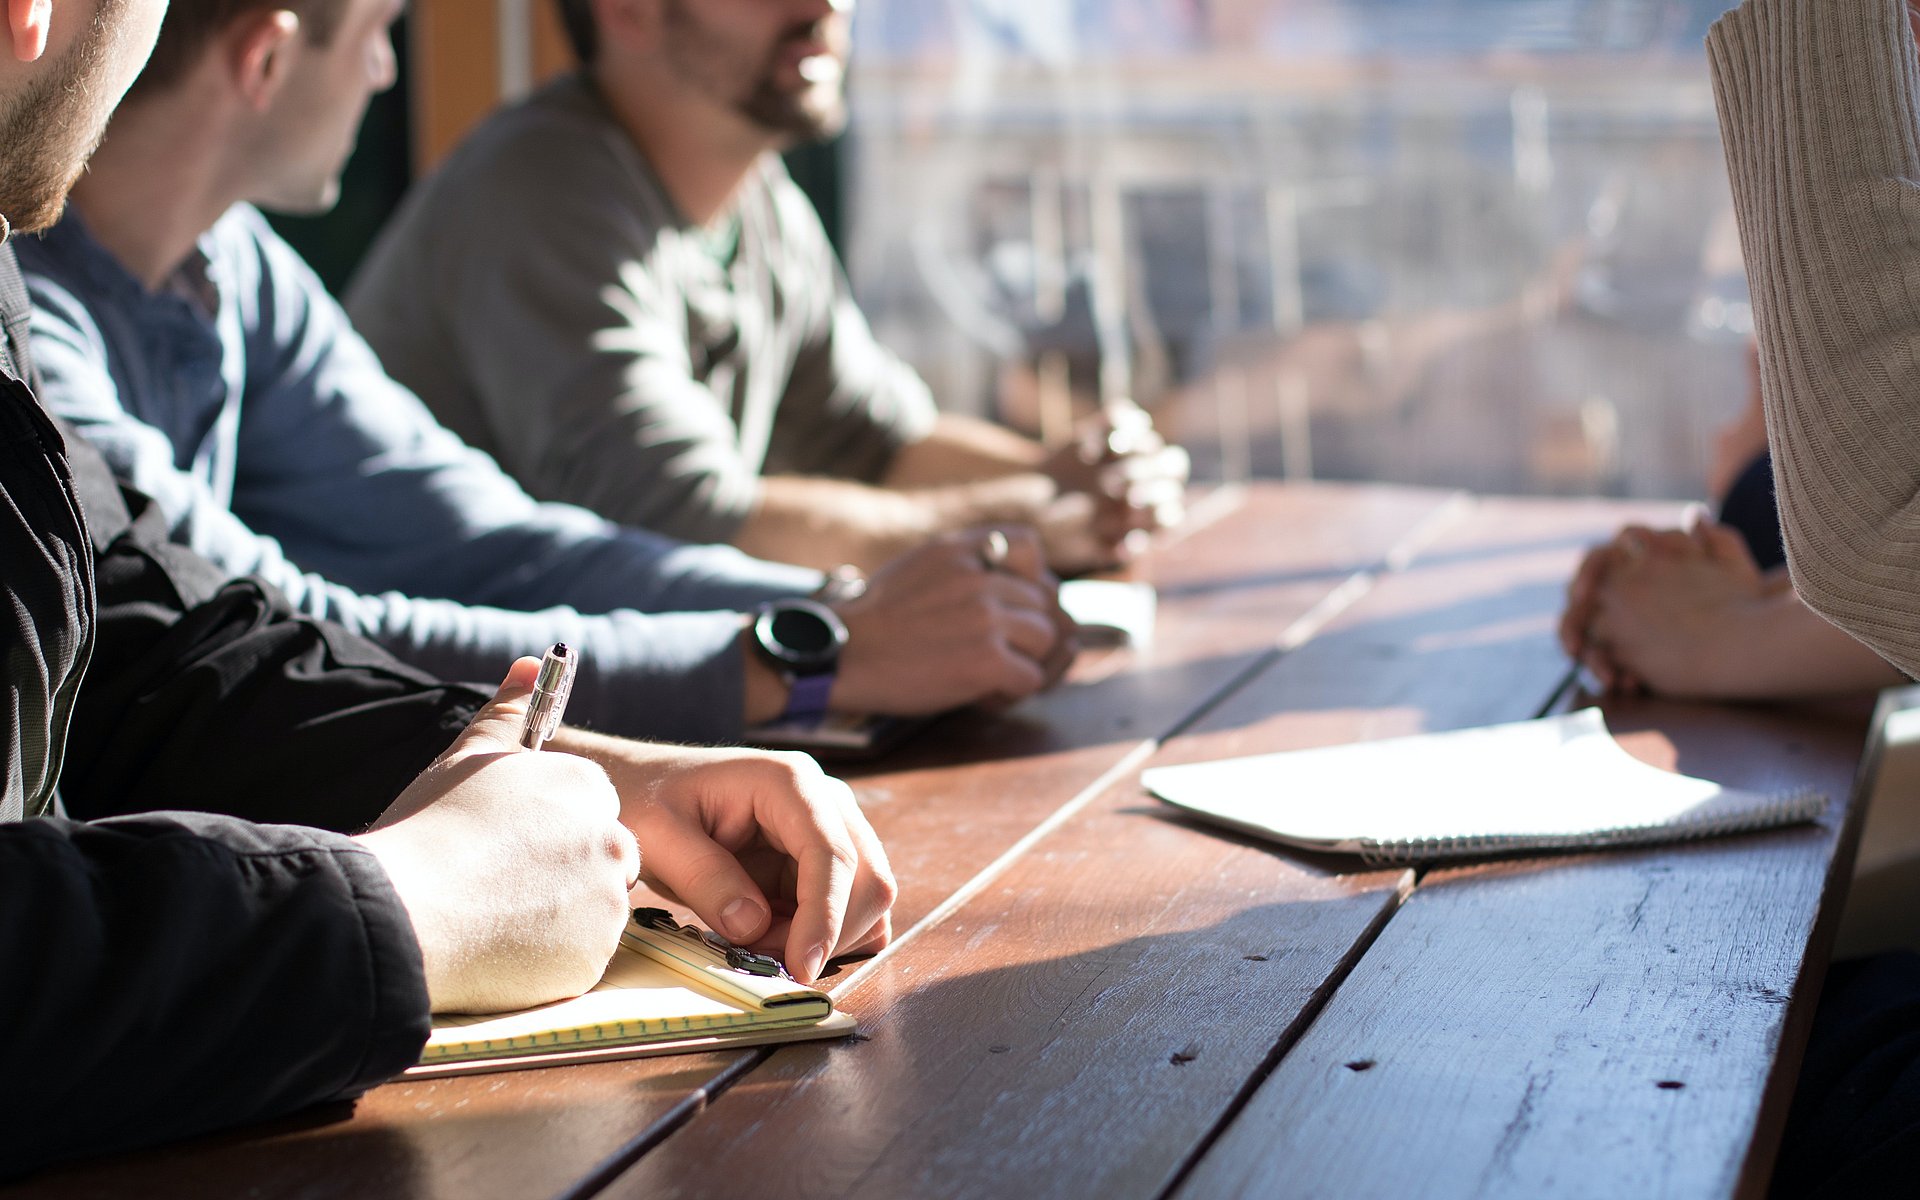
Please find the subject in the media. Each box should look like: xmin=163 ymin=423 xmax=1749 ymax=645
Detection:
xmin=639 ymin=818 xmax=776 ymax=948
xmin=441 ymin=656 xmax=542 ymax=763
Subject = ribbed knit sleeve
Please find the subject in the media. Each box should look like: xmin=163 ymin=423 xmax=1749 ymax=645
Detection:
xmin=1710 ymin=0 xmax=1920 ymax=676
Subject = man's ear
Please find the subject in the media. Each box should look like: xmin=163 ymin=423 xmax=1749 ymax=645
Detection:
xmin=8 ymin=0 xmax=52 ymax=63
xmin=229 ymin=8 xmax=300 ymax=111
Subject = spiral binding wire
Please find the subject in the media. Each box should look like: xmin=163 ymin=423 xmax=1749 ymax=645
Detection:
xmin=1355 ymin=787 xmax=1829 ymax=866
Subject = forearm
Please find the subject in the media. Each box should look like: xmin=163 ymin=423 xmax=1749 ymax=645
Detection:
xmin=734 ymin=474 xmax=1053 ymax=573
xmin=1710 ymin=0 xmax=1920 ymax=674
xmin=881 ymin=413 xmax=1048 ymax=488
xmin=732 ymin=476 xmax=934 ymax=572
xmin=1712 ymin=588 xmax=1907 ymax=699
xmin=0 ymin=814 xmax=429 ymax=1179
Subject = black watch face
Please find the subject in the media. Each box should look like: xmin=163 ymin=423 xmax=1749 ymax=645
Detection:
xmin=758 ymin=602 xmax=846 ymax=672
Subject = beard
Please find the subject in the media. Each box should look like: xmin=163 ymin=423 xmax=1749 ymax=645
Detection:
xmin=662 ymin=2 xmax=849 ymax=145
xmin=738 ymin=70 xmax=848 ymax=143
xmin=0 ymin=0 xmax=127 ymax=235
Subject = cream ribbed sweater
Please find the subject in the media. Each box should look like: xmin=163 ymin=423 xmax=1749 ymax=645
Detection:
xmin=1711 ymin=0 xmax=1920 ymax=676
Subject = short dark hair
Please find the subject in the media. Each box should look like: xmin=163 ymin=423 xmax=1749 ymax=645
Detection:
xmin=553 ymin=0 xmax=597 ymax=65
xmin=131 ymin=0 xmax=351 ymax=97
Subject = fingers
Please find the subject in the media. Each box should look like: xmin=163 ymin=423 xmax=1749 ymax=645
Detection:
xmin=751 ymin=764 xmax=897 ymax=983
xmin=1040 ymin=493 xmax=1126 ymax=572
xmin=1106 ymin=444 xmax=1190 ymax=501
xmin=362 ymin=740 xmax=638 ymax=1011
xmin=976 ymin=525 xmax=1049 ymax=586
xmin=441 ymin=656 xmax=543 ymax=763
xmin=970 ymin=529 xmax=1075 ymax=690
xmin=845 ymin=527 xmax=1075 ymax=710
xmin=1697 ymin=520 xmax=1757 ymax=568
xmin=702 ymin=756 xmax=894 ymax=983
xmin=617 ymin=749 xmax=899 ymax=986
xmin=1053 ymin=406 xmax=1185 ymax=528
xmin=973 ymin=639 xmax=1051 ymax=709
xmin=636 ymin=815 xmax=775 ymax=946
xmin=1615 ymin=526 xmax=1652 ymax=563
xmin=1560 ymin=544 xmax=1613 ymax=659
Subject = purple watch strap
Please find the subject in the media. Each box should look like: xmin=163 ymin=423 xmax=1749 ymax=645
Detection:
xmin=781 ymin=671 xmax=836 ymax=724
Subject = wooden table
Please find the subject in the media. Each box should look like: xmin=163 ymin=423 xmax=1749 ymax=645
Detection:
xmin=15 ymin=483 xmax=1871 ymax=1200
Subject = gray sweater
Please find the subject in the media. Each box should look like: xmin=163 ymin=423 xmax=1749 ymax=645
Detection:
xmin=1710 ymin=0 xmax=1920 ymax=677
xmin=348 ymin=73 xmax=938 ymax=548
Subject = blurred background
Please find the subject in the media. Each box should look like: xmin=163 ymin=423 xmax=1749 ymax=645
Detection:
xmin=840 ymin=0 xmax=1749 ymax=500
xmin=313 ymin=0 xmax=1750 ymax=503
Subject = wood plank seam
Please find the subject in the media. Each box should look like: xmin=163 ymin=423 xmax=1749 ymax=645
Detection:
xmin=561 ymin=486 xmax=1479 ymax=1200
xmin=829 ymin=491 xmax=1477 ymax=1005
xmin=1153 ymin=869 xmax=1418 ymax=1200
xmin=552 ymin=1051 xmax=773 ymax=1200
xmin=1157 ymin=491 xmax=1475 ymax=750
xmin=1141 ymin=495 xmax=1506 ymax=1200
xmin=1733 ymin=720 xmax=1876 ymax=1197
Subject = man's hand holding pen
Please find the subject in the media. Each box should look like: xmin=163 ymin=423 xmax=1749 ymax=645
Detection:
xmin=360 ymin=641 xmax=894 ymax=1016
xmin=356 ymin=656 xmax=640 ymax=1014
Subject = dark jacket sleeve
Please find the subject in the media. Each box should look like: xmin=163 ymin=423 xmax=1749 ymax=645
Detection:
xmin=56 ymin=422 xmax=488 ymax=832
xmin=0 ymin=810 xmax=431 ymax=1179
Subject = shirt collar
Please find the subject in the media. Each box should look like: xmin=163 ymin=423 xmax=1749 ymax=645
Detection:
xmin=35 ymin=205 xmax=224 ymax=319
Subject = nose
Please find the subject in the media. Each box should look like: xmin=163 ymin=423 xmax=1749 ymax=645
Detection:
xmin=369 ymin=27 xmax=399 ymax=93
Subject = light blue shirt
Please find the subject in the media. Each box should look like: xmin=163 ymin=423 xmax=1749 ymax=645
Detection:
xmin=19 ymin=204 xmax=821 ymax=743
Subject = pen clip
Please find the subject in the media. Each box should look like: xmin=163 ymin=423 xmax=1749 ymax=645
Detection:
xmin=631 ymin=907 xmax=792 ymax=979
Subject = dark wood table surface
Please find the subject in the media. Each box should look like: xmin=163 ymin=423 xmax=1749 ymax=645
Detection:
xmin=14 ymin=482 xmax=1872 ymax=1200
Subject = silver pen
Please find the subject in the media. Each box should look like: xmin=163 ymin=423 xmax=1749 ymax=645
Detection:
xmin=520 ymin=642 xmax=577 ymax=751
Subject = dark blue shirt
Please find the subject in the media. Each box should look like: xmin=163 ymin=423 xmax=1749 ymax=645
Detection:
xmin=19 ymin=205 xmax=821 ymax=741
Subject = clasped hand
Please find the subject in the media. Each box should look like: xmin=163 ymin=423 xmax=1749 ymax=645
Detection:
xmin=1040 ymin=403 xmax=1189 ymax=573
xmin=1558 ymin=519 xmax=1772 ymax=697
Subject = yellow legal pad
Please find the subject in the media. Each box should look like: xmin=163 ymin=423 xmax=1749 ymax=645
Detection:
xmin=407 ymin=914 xmax=855 ymax=1079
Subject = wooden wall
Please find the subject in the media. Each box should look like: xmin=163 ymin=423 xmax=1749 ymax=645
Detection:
xmin=409 ymin=0 xmax=576 ymax=173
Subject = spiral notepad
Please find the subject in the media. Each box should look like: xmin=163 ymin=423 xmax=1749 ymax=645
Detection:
xmin=1143 ymin=709 xmax=1826 ymax=865
xmin=408 ymin=912 xmax=854 ymax=1078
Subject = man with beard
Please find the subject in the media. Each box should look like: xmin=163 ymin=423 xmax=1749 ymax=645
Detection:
xmin=347 ymin=0 xmax=1190 ymax=577
xmin=0 ymin=0 xmax=894 ymax=1176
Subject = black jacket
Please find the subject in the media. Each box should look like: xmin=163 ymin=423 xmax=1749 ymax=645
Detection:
xmin=0 ymin=241 xmax=488 ymax=1178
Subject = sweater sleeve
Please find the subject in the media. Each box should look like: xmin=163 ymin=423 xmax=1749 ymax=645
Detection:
xmin=0 ymin=812 xmax=430 ymax=1180
xmin=1710 ymin=0 xmax=1920 ymax=675
xmin=23 ymin=264 xmax=777 ymax=744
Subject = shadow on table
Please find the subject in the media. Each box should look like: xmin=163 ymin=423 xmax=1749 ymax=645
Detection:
xmin=7 ymin=1055 xmax=745 ymax=1200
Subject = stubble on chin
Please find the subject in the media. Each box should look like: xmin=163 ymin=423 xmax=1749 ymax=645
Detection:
xmin=738 ymin=79 xmax=847 ymax=144
xmin=0 ymin=74 xmax=72 ymax=233
xmin=0 ymin=0 xmax=128 ymax=236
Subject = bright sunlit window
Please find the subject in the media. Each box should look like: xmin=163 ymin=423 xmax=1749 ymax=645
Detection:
xmin=843 ymin=0 xmax=1748 ymax=500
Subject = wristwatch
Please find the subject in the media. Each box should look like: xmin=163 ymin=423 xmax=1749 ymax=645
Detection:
xmin=753 ymin=599 xmax=849 ymax=724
